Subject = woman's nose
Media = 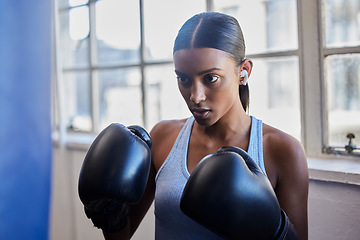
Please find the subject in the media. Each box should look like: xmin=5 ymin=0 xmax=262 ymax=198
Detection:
xmin=190 ymin=82 xmax=206 ymax=104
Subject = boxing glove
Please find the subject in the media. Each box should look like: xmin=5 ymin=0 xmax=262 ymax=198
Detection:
xmin=180 ymin=146 xmax=299 ymax=240
xmin=78 ymin=123 xmax=152 ymax=232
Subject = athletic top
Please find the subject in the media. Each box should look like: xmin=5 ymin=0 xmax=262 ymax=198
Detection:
xmin=154 ymin=116 xmax=266 ymax=239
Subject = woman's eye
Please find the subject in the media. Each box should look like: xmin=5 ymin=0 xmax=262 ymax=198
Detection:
xmin=177 ymin=76 xmax=190 ymax=84
xmin=204 ymin=74 xmax=219 ymax=83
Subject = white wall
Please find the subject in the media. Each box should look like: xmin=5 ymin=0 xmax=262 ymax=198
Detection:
xmin=50 ymin=146 xmax=360 ymax=240
xmin=308 ymin=180 xmax=360 ymax=240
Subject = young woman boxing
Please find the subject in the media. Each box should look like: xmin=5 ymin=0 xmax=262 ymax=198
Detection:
xmin=79 ymin=12 xmax=309 ymax=240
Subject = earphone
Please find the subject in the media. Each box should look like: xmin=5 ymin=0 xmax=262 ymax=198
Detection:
xmin=240 ymin=70 xmax=249 ymax=85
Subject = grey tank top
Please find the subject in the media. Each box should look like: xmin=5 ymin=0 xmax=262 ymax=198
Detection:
xmin=154 ymin=116 xmax=266 ymax=240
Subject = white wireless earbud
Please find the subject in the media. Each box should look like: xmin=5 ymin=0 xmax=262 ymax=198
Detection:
xmin=240 ymin=70 xmax=249 ymax=85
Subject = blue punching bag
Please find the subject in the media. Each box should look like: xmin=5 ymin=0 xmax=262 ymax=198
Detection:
xmin=0 ymin=1 xmax=52 ymax=240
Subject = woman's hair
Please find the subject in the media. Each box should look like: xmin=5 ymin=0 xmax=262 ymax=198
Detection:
xmin=173 ymin=12 xmax=249 ymax=111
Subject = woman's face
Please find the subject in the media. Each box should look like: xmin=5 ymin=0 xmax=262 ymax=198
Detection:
xmin=174 ymin=48 xmax=242 ymax=126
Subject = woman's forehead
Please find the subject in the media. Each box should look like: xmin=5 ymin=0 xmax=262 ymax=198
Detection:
xmin=174 ymin=48 xmax=233 ymax=69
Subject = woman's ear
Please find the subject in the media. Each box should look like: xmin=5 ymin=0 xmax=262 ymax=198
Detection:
xmin=241 ymin=59 xmax=253 ymax=77
xmin=238 ymin=59 xmax=253 ymax=85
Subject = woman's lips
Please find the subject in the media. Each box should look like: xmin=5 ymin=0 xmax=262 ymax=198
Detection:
xmin=191 ymin=108 xmax=211 ymax=119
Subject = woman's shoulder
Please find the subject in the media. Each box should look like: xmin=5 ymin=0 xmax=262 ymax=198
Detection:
xmin=262 ymin=123 xmax=304 ymax=158
xmin=150 ymin=118 xmax=188 ymax=171
xmin=262 ymin=123 xmax=307 ymax=181
xmin=150 ymin=118 xmax=188 ymax=140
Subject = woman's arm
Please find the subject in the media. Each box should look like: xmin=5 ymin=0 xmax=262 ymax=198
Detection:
xmin=102 ymin=124 xmax=162 ymax=240
xmin=265 ymin=130 xmax=309 ymax=240
xmin=102 ymin=120 xmax=185 ymax=240
xmin=102 ymin=164 xmax=156 ymax=240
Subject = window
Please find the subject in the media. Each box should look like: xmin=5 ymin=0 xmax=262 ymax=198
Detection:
xmin=54 ymin=0 xmax=360 ymax=158
xmin=213 ymin=0 xmax=301 ymax=140
xmin=55 ymin=0 xmax=205 ymax=133
xmin=322 ymin=0 xmax=360 ymax=155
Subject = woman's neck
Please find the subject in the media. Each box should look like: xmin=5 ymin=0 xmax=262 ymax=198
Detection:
xmin=195 ymin=107 xmax=251 ymax=142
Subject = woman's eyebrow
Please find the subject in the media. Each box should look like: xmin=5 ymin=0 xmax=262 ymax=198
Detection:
xmin=174 ymin=70 xmax=187 ymax=76
xmin=175 ymin=68 xmax=222 ymax=77
xmin=198 ymin=68 xmax=222 ymax=76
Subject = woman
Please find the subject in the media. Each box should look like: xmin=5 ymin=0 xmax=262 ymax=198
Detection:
xmin=104 ymin=12 xmax=308 ymax=240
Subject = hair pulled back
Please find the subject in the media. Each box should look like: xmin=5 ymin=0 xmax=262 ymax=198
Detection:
xmin=173 ymin=12 xmax=249 ymax=111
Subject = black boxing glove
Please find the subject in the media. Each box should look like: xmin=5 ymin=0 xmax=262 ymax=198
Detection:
xmin=78 ymin=124 xmax=152 ymax=232
xmin=180 ymin=146 xmax=299 ymax=240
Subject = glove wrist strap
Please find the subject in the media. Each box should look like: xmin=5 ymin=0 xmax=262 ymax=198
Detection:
xmin=273 ymin=209 xmax=299 ymax=240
